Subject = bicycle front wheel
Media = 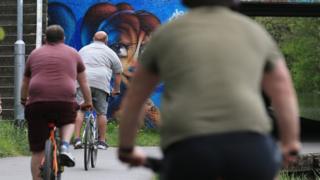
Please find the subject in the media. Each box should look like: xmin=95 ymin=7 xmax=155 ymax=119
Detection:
xmin=42 ymin=139 xmax=55 ymax=180
xmin=83 ymin=122 xmax=91 ymax=171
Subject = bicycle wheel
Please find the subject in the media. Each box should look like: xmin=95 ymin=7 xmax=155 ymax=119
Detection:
xmin=90 ymin=127 xmax=98 ymax=168
xmin=56 ymin=173 xmax=61 ymax=180
xmin=83 ymin=121 xmax=91 ymax=171
xmin=56 ymin=148 xmax=63 ymax=180
xmin=42 ymin=139 xmax=55 ymax=180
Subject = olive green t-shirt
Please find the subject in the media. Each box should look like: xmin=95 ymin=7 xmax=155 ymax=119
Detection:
xmin=140 ymin=6 xmax=284 ymax=149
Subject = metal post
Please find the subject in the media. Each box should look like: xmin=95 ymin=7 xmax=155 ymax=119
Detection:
xmin=14 ymin=0 xmax=25 ymax=122
xmin=36 ymin=0 xmax=43 ymax=48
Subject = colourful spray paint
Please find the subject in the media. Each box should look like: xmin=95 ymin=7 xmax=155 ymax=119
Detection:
xmin=48 ymin=0 xmax=187 ymax=128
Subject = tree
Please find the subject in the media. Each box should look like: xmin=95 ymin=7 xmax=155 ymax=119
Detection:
xmin=256 ymin=17 xmax=320 ymax=93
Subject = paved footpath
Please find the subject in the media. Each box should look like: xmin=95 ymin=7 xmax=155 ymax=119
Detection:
xmin=0 ymin=143 xmax=319 ymax=180
xmin=0 ymin=147 xmax=162 ymax=180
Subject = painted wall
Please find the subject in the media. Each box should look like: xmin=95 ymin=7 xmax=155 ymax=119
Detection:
xmin=48 ymin=0 xmax=187 ymax=128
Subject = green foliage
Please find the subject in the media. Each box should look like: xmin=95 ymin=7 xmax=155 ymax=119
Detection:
xmin=136 ymin=127 xmax=160 ymax=146
xmin=279 ymin=171 xmax=313 ymax=180
xmin=0 ymin=27 xmax=5 ymax=41
xmin=0 ymin=121 xmax=30 ymax=157
xmin=255 ymin=17 xmax=320 ymax=93
xmin=107 ymin=120 xmax=160 ymax=147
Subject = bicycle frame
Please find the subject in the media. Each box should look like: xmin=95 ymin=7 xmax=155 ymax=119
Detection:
xmin=82 ymin=111 xmax=97 ymax=145
xmin=49 ymin=125 xmax=59 ymax=176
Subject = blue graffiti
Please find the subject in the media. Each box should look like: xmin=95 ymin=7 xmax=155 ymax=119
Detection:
xmin=48 ymin=0 xmax=187 ymax=124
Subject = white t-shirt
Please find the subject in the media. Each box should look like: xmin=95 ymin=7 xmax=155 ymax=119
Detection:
xmin=79 ymin=41 xmax=123 ymax=93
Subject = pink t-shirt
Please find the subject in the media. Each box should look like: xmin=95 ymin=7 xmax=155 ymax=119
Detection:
xmin=24 ymin=43 xmax=85 ymax=105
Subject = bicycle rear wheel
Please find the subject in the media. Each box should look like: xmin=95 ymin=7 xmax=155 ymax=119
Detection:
xmin=57 ymin=173 xmax=61 ymax=180
xmin=83 ymin=122 xmax=91 ymax=171
xmin=90 ymin=129 xmax=98 ymax=168
xmin=42 ymin=139 xmax=55 ymax=180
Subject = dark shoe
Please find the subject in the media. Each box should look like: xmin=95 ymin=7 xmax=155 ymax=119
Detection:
xmin=97 ymin=141 xmax=108 ymax=150
xmin=73 ymin=138 xmax=82 ymax=149
xmin=60 ymin=145 xmax=75 ymax=167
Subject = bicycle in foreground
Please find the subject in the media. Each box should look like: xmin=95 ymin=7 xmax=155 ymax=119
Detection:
xmin=82 ymin=110 xmax=98 ymax=171
xmin=40 ymin=123 xmax=63 ymax=180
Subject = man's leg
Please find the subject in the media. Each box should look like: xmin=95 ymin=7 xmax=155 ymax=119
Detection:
xmin=25 ymin=103 xmax=47 ymax=180
xmin=73 ymin=111 xmax=84 ymax=148
xmin=31 ymin=151 xmax=44 ymax=180
xmin=98 ymin=114 xmax=107 ymax=141
xmin=61 ymin=123 xmax=75 ymax=143
xmin=74 ymin=88 xmax=85 ymax=148
xmin=58 ymin=102 xmax=78 ymax=167
xmin=60 ymin=123 xmax=76 ymax=167
xmin=97 ymin=114 xmax=108 ymax=149
xmin=92 ymin=88 xmax=109 ymax=149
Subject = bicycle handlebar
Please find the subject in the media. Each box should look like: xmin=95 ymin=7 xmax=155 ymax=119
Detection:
xmin=143 ymin=157 xmax=163 ymax=173
xmin=80 ymin=104 xmax=92 ymax=111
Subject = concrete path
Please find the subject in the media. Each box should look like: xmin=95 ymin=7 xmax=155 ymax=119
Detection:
xmin=0 ymin=147 xmax=162 ymax=180
xmin=0 ymin=143 xmax=319 ymax=180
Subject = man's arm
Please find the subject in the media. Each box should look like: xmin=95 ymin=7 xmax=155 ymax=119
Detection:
xmin=262 ymin=59 xmax=301 ymax=165
xmin=110 ymin=51 xmax=123 ymax=96
xmin=77 ymin=71 xmax=92 ymax=108
xmin=118 ymin=64 xmax=160 ymax=166
xmin=20 ymin=76 xmax=30 ymax=105
xmin=111 ymin=73 xmax=122 ymax=96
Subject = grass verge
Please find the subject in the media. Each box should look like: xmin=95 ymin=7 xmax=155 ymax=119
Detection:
xmin=107 ymin=120 xmax=160 ymax=146
xmin=279 ymin=172 xmax=311 ymax=180
xmin=0 ymin=120 xmax=160 ymax=158
xmin=0 ymin=121 xmax=30 ymax=157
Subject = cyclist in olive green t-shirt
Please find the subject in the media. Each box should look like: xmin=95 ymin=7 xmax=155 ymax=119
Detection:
xmin=118 ymin=0 xmax=300 ymax=179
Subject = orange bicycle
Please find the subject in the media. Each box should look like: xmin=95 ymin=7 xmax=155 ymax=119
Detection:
xmin=40 ymin=123 xmax=64 ymax=180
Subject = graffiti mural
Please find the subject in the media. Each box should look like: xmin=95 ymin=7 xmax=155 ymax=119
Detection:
xmin=48 ymin=0 xmax=187 ymax=128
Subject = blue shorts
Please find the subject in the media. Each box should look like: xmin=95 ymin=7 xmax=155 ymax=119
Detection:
xmin=161 ymin=132 xmax=282 ymax=180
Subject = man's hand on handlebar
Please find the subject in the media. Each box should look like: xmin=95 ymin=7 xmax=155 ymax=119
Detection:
xmin=20 ymin=97 xmax=28 ymax=107
xmin=118 ymin=146 xmax=146 ymax=167
xmin=111 ymin=89 xmax=120 ymax=97
xmin=281 ymin=141 xmax=301 ymax=168
xmin=80 ymin=101 xmax=93 ymax=111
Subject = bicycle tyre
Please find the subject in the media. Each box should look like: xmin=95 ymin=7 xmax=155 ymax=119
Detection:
xmin=90 ymin=128 xmax=98 ymax=168
xmin=43 ymin=139 xmax=55 ymax=180
xmin=57 ymin=173 xmax=61 ymax=180
xmin=84 ymin=121 xmax=91 ymax=171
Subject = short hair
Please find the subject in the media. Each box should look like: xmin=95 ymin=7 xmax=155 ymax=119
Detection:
xmin=45 ymin=25 xmax=64 ymax=43
xmin=182 ymin=0 xmax=240 ymax=8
